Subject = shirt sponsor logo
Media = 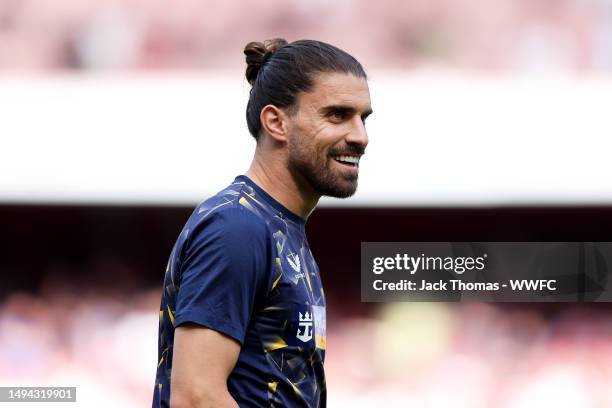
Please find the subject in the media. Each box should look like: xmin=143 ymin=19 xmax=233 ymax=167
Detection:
xmin=296 ymin=311 xmax=313 ymax=342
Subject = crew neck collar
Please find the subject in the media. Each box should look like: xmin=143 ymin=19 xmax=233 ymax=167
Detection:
xmin=235 ymin=175 xmax=307 ymax=226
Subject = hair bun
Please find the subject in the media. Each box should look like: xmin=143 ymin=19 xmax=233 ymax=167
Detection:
xmin=244 ymin=38 xmax=288 ymax=85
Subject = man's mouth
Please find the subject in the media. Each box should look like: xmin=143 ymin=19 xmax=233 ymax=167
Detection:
xmin=332 ymin=155 xmax=360 ymax=167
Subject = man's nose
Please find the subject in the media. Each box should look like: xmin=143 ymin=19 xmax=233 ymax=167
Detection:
xmin=346 ymin=117 xmax=369 ymax=147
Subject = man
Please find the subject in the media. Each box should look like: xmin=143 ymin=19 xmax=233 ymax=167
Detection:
xmin=152 ymin=38 xmax=372 ymax=407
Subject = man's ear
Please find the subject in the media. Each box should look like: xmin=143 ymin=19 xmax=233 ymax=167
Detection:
xmin=260 ymin=105 xmax=289 ymax=143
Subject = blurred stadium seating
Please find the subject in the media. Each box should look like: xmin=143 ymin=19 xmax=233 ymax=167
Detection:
xmin=1 ymin=0 xmax=612 ymax=72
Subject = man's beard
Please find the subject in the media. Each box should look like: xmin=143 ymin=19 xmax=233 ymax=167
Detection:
xmin=288 ymin=138 xmax=360 ymax=198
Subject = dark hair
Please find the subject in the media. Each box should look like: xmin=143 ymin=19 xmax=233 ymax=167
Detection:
xmin=243 ymin=38 xmax=367 ymax=140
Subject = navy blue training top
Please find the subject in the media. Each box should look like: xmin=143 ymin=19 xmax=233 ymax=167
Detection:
xmin=153 ymin=175 xmax=326 ymax=407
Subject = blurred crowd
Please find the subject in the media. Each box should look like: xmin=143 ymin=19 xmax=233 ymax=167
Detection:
xmin=1 ymin=0 xmax=612 ymax=72
xmin=2 ymin=289 xmax=611 ymax=407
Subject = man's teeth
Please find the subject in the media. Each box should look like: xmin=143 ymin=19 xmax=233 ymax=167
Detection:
xmin=334 ymin=155 xmax=360 ymax=164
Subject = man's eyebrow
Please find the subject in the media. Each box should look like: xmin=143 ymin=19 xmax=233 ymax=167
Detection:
xmin=319 ymin=104 xmax=374 ymax=116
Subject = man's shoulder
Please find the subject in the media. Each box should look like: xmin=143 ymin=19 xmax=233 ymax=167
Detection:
xmin=185 ymin=180 xmax=270 ymax=239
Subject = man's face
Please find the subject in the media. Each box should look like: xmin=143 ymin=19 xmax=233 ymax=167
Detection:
xmin=286 ymin=72 xmax=372 ymax=198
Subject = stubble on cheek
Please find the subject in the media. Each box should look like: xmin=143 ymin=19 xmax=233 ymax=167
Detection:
xmin=287 ymin=113 xmax=359 ymax=197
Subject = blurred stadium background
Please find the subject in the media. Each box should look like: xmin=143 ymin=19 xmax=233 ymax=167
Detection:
xmin=2 ymin=0 xmax=612 ymax=406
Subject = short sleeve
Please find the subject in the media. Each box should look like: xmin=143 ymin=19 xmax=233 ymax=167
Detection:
xmin=173 ymin=206 xmax=270 ymax=345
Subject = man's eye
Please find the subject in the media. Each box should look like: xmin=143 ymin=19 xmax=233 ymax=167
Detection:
xmin=330 ymin=110 xmax=347 ymax=121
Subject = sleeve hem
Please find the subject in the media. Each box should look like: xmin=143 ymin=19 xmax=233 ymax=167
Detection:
xmin=174 ymin=314 xmax=245 ymax=346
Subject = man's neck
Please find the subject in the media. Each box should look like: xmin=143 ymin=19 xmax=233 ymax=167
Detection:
xmin=245 ymin=157 xmax=319 ymax=221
